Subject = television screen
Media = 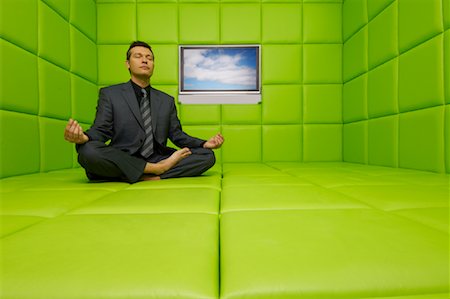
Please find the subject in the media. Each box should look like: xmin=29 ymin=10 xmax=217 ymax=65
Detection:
xmin=179 ymin=45 xmax=261 ymax=104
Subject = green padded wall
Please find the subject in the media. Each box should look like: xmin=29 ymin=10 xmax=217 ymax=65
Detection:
xmin=96 ymin=0 xmax=343 ymax=164
xmin=343 ymin=0 xmax=450 ymax=173
xmin=2 ymin=0 xmax=449 ymax=177
xmin=0 ymin=0 xmax=97 ymax=178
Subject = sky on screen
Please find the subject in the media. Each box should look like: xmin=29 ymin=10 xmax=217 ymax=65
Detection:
xmin=183 ymin=47 xmax=258 ymax=91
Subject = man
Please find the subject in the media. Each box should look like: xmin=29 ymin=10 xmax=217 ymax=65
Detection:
xmin=64 ymin=41 xmax=224 ymax=183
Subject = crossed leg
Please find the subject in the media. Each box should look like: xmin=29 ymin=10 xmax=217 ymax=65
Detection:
xmin=77 ymin=142 xmax=214 ymax=183
xmin=143 ymin=148 xmax=192 ymax=176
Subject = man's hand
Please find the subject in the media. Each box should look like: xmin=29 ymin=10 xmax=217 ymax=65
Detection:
xmin=64 ymin=119 xmax=89 ymax=144
xmin=203 ymin=133 xmax=224 ymax=149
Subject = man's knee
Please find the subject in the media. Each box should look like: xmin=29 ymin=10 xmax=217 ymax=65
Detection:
xmin=198 ymin=149 xmax=216 ymax=172
xmin=77 ymin=141 xmax=105 ymax=167
xmin=204 ymin=149 xmax=216 ymax=168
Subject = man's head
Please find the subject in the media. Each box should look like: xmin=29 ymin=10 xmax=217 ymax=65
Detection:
xmin=126 ymin=41 xmax=154 ymax=80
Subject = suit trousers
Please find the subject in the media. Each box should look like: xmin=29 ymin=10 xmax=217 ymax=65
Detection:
xmin=77 ymin=141 xmax=216 ymax=183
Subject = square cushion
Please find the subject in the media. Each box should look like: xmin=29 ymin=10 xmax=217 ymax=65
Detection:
xmin=1 ymin=214 xmax=219 ymax=299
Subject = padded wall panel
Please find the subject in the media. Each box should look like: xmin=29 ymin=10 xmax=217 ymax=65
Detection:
xmin=343 ymin=121 xmax=367 ymax=164
xmin=303 ymin=3 xmax=342 ymax=43
xmin=97 ymin=45 xmax=130 ymax=85
xmin=262 ymin=125 xmax=302 ymax=162
xmin=221 ymin=4 xmax=261 ymax=44
xmin=262 ymin=85 xmax=302 ymax=125
xmin=137 ymin=4 xmax=178 ymax=44
xmin=368 ymin=115 xmax=398 ymax=168
xmin=262 ymin=45 xmax=301 ymax=84
xmin=149 ymin=44 xmax=178 ymax=85
xmin=70 ymin=26 xmax=97 ymax=83
xmin=0 ymin=0 xmax=38 ymax=53
xmin=303 ymin=44 xmax=342 ymax=83
xmin=399 ymin=106 xmax=445 ymax=173
xmin=303 ymin=84 xmax=342 ymax=124
xmin=0 ymin=111 xmax=40 ymax=178
xmin=262 ymin=4 xmax=301 ymax=44
xmin=343 ymin=27 xmax=368 ymax=82
xmin=342 ymin=0 xmax=367 ymax=41
xmin=0 ymin=39 xmax=39 ymax=114
xmin=303 ymin=124 xmax=342 ymax=161
xmin=368 ymin=58 xmax=398 ymax=118
xmin=39 ymin=118 xmax=74 ymax=172
xmin=180 ymin=105 xmax=221 ymax=125
xmin=222 ymin=126 xmax=261 ymax=163
xmin=70 ymin=0 xmax=97 ymax=42
xmin=222 ymin=105 xmax=261 ymax=125
xmin=398 ymin=34 xmax=444 ymax=112
xmin=39 ymin=1 xmax=70 ymax=70
xmin=179 ymin=4 xmax=219 ymax=44
xmin=71 ymin=74 xmax=97 ymax=124
xmin=367 ymin=0 xmax=395 ymax=21
xmin=446 ymin=105 xmax=450 ymax=173
xmin=97 ymin=3 xmax=136 ymax=44
xmin=368 ymin=1 xmax=397 ymax=69
xmin=445 ymin=30 xmax=450 ymax=104
xmin=38 ymin=58 xmax=71 ymax=119
xmin=398 ymin=0 xmax=444 ymax=53
xmin=343 ymin=74 xmax=367 ymax=123
xmin=42 ymin=0 xmax=69 ymax=20
xmin=445 ymin=0 xmax=450 ymax=29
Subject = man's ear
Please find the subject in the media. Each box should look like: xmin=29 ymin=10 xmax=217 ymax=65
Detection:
xmin=125 ymin=60 xmax=130 ymax=70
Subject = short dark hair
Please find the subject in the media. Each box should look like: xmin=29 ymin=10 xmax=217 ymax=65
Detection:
xmin=126 ymin=41 xmax=154 ymax=60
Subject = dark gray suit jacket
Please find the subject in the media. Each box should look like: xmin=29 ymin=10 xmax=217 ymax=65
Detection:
xmin=86 ymin=81 xmax=205 ymax=156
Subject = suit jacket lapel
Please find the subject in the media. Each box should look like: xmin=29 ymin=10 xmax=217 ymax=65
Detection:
xmin=150 ymin=87 xmax=161 ymax=132
xmin=122 ymin=81 xmax=145 ymax=130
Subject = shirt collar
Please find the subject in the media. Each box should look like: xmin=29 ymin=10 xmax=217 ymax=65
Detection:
xmin=130 ymin=80 xmax=150 ymax=97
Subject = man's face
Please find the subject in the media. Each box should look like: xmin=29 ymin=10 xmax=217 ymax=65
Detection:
xmin=126 ymin=46 xmax=154 ymax=78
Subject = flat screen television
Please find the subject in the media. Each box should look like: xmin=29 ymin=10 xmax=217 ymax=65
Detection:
xmin=179 ymin=45 xmax=261 ymax=104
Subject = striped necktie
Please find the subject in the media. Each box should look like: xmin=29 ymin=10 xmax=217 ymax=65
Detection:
xmin=140 ymin=88 xmax=154 ymax=158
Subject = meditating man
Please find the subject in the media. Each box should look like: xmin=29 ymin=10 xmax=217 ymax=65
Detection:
xmin=64 ymin=41 xmax=224 ymax=183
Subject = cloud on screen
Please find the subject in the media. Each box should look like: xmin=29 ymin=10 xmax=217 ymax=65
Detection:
xmin=183 ymin=48 xmax=257 ymax=89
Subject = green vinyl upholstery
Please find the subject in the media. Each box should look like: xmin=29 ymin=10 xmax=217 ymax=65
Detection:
xmin=1 ymin=164 xmax=448 ymax=299
xmin=1 ymin=0 xmax=449 ymax=298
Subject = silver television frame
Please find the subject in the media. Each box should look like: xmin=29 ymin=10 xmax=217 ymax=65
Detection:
xmin=178 ymin=45 xmax=261 ymax=104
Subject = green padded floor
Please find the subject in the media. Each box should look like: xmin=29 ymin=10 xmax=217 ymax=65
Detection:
xmin=0 ymin=163 xmax=448 ymax=299
xmin=1 ymin=214 xmax=219 ymax=299
xmin=220 ymin=210 xmax=448 ymax=299
xmin=220 ymin=162 xmax=449 ymax=299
